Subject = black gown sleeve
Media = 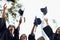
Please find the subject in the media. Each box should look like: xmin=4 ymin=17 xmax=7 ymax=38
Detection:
xmin=1 ymin=29 xmax=9 ymax=40
xmin=43 ymin=25 xmax=53 ymax=38
xmin=0 ymin=18 xmax=7 ymax=38
xmin=0 ymin=18 xmax=6 ymax=32
xmin=14 ymin=28 xmax=19 ymax=40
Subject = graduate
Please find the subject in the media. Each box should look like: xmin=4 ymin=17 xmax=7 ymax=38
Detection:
xmin=20 ymin=34 xmax=27 ymax=40
xmin=2 ymin=17 xmax=22 ymax=40
xmin=37 ymin=36 xmax=45 ymax=40
xmin=43 ymin=18 xmax=60 ymax=40
xmin=1 ymin=4 xmax=22 ymax=40
xmin=28 ymin=23 xmax=36 ymax=40
xmin=0 ymin=4 xmax=7 ymax=40
xmin=28 ymin=17 xmax=42 ymax=40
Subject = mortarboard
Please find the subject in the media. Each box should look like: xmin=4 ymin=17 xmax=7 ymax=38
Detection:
xmin=41 ymin=7 xmax=47 ymax=15
xmin=7 ymin=0 xmax=15 ymax=2
xmin=34 ymin=17 xmax=42 ymax=26
xmin=18 ymin=9 xmax=24 ymax=16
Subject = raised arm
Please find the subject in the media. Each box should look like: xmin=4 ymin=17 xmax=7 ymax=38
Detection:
xmin=2 ymin=4 xmax=7 ymax=18
xmin=31 ymin=24 xmax=35 ymax=34
xmin=43 ymin=18 xmax=53 ymax=38
xmin=14 ymin=17 xmax=22 ymax=40
xmin=0 ymin=4 xmax=7 ymax=34
xmin=44 ymin=18 xmax=49 ymax=25
xmin=28 ymin=23 xmax=36 ymax=40
xmin=16 ymin=17 xmax=22 ymax=30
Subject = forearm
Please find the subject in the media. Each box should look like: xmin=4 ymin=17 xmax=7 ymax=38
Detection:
xmin=17 ymin=22 xmax=21 ymax=31
xmin=2 ymin=7 xmax=6 ymax=18
xmin=46 ymin=21 xmax=49 ymax=25
xmin=17 ymin=17 xmax=22 ymax=30
xmin=31 ymin=24 xmax=35 ymax=34
xmin=2 ymin=4 xmax=7 ymax=18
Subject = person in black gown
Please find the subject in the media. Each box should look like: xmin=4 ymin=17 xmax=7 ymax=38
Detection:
xmin=28 ymin=24 xmax=36 ymax=40
xmin=37 ymin=36 xmax=45 ymax=40
xmin=0 ymin=4 xmax=22 ymax=40
xmin=20 ymin=34 xmax=27 ymax=40
xmin=0 ymin=4 xmax=7 ymax=40
xmin=43 ymin=18 xmax=60 ymax=40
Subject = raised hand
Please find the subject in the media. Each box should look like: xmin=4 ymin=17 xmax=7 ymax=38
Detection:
xmin=2 ymin=3 xmax=7 ymax=18
xmin=17 ymin=17 xmax=22 ymax=30
xmin=3 ymin=3 xmax=7 ymax=11
xmin=44 ymin=18 xmax=48 ymax=25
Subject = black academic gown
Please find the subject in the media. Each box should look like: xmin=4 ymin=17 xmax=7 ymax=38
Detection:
xmin=28 ymin=33 xmax=35 ymax=40
xmin=0 ymin=18 xmax=6 ymax=40
xmin=2 ymin=28 xmax=19 ymax=40
xmin=0 ymin=18 xmax=19 ymax=40
xmin=43 ymin=25 xmax=60 ymax=40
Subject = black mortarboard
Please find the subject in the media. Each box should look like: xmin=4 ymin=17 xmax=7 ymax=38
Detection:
xmin=36 ymin=18 xmax=42 ymax=25
xmin=18 ymin=9 xmax=24 ymax=16
xmin=7 ymin=0 xmax=15 ymax=2
xmin=41 ymin=7 xmax=47 ymax=15
xmin=34 ymin=17 xmax=42 ymax=26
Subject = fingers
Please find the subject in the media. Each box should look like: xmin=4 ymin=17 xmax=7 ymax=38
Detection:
xmin=44 ymin=18 xmax=49 ymax=25
xmin=44 ymin=18 xmax=48 ymax=22
xmin=4 ymin=3 xmax=6 ymax=7
xmin=3 ymin=3 xmax=7 ymax=9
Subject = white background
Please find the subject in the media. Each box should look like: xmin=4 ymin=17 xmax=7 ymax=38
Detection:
xmin=0 ymin=0 xmax=60 ymax=40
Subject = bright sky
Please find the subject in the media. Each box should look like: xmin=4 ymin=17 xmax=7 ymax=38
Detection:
xmin=0 ymin=0 xmax=60 ymax=40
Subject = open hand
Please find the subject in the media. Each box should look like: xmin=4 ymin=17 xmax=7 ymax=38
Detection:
xmin=3 ymin=3 xmax=7 ymax=10
xmin=44 ymin=18 xmax=48 ymax=25
xmin=44 ymin=18 xmax=48 ymax=22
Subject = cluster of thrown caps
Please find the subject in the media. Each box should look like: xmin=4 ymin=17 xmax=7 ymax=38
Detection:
xmin=18 ymin=6 xmax=48 ymax=27
xmin=19 ymin=7 xmax=47 ymax=27
xmin=7 ymin=0 xmax=48 ymax=26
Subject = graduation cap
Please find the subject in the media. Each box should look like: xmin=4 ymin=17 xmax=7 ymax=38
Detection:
xmin=41 ymin=7 xmax=47 ymax=15
xmin=7 ymin=0 xmax=15 ymax=2
xmin=34 ymin=17 xmax=42 ymax=26
xmin=18 ymin=9 xmax=24 ymax=16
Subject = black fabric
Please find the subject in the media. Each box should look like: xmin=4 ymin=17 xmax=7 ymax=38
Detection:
xmin=28 ymin=33 xmax=35 ymax=40
xmin=0 ymin=18 xmax=19 ymax=40
xmin=7 ymin=0 xmax=15 ymax=2
xmin=43 ymin=25 xmax=60 ymax=40
xmin=2 ymin=28 xmax=19 ymax=40
xmin=0 ymin=18 xmax=6 ymax=32
xmin=54 ymin=34 xmax=60 ymax=40
xmin=14 ymin=28 xmax=19 ymax=40
xmin=43 ymin=25 xmax=53 ymax=38
xmin=0 ymin=18 xmax=6 ymax=38
xmin=2 ymin=29 xmax=14 ymax=40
